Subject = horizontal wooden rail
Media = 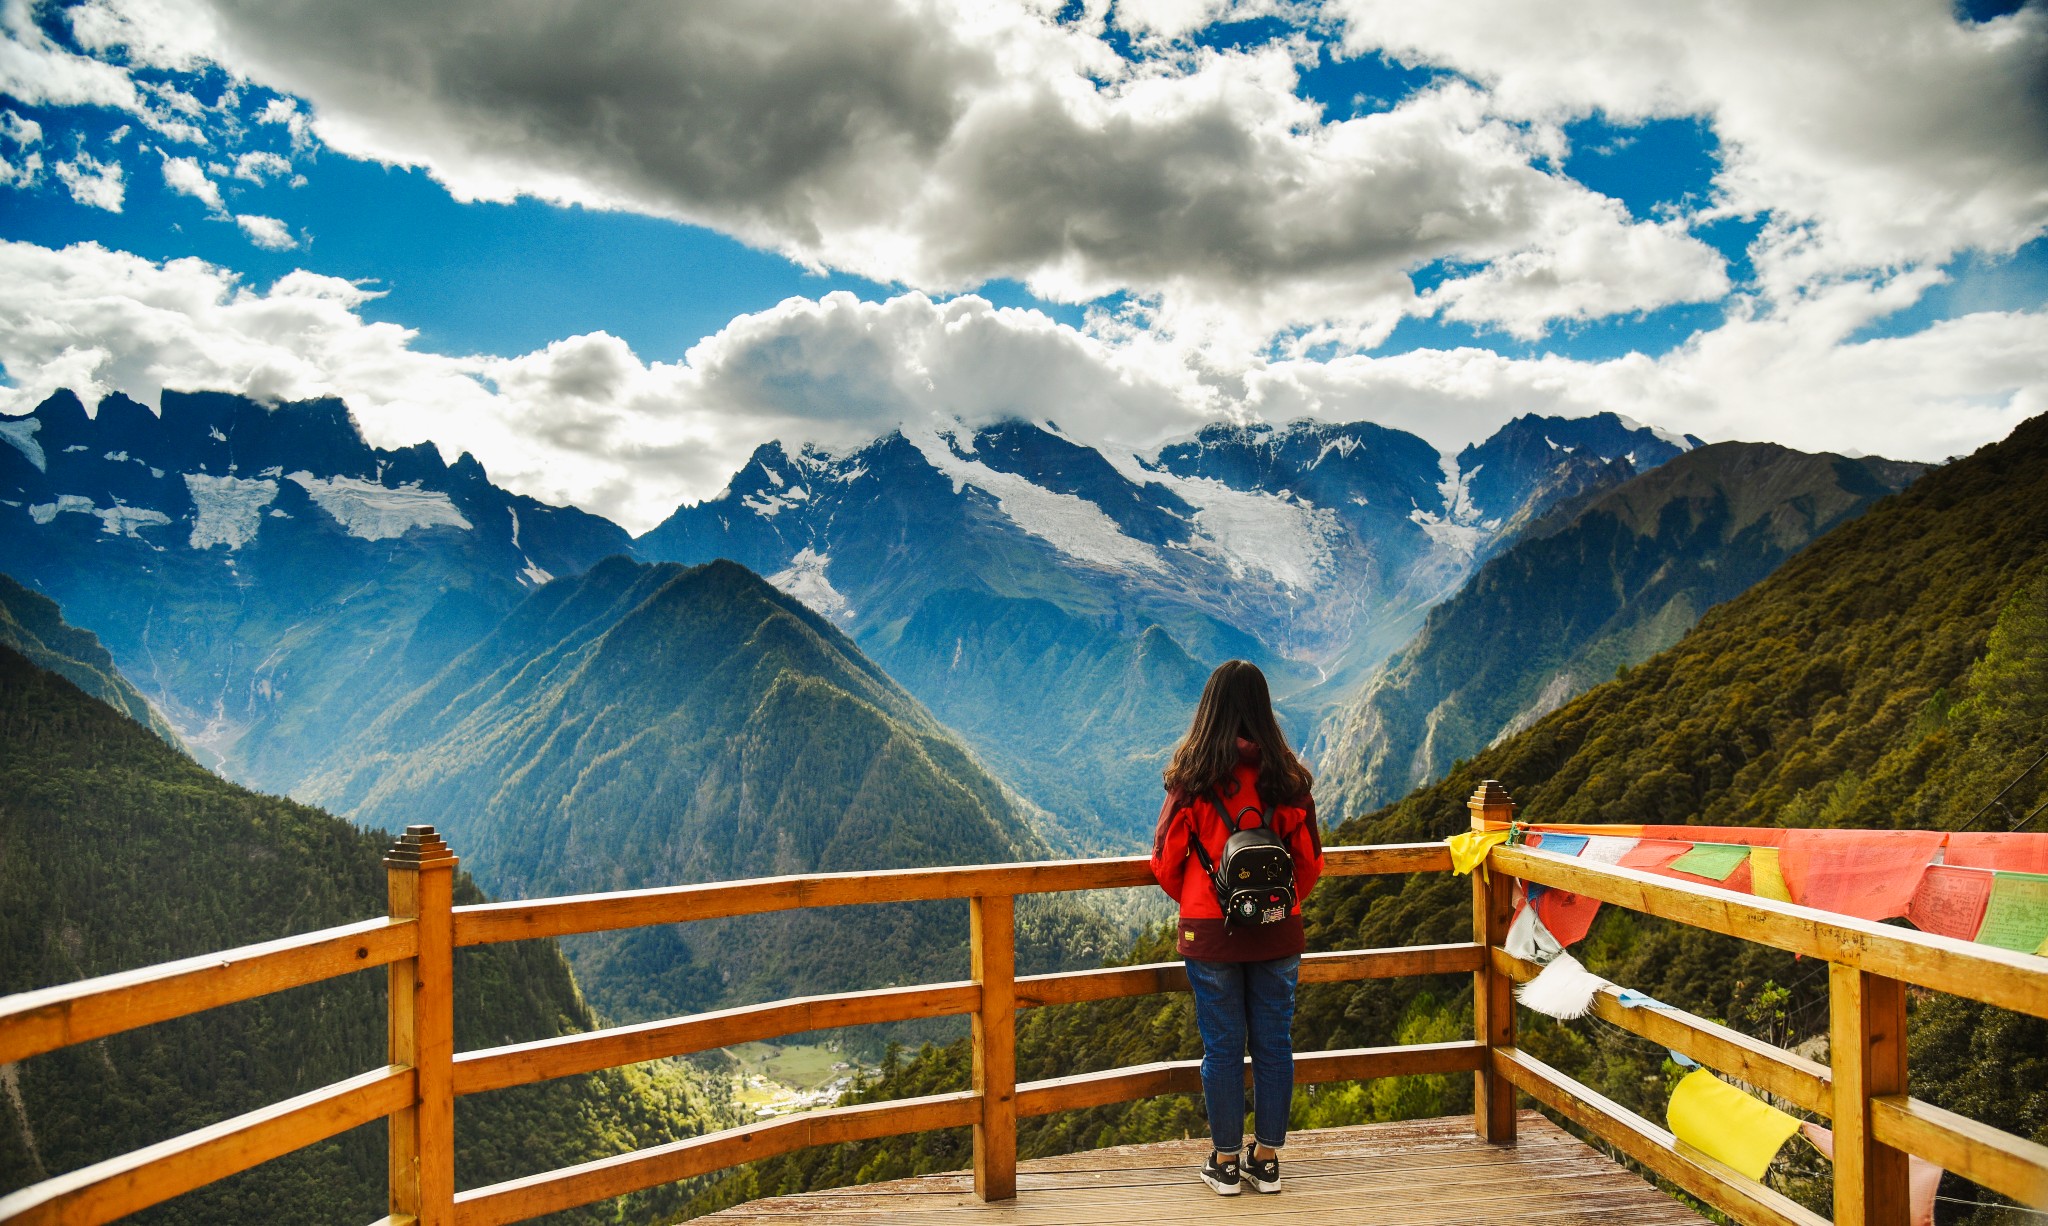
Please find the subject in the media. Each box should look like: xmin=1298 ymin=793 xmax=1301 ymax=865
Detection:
xmin=1494 ymin=1046 xmax=1827 ymax=1226
xmin=1871 ymin=1094 xmax=2048 ymax=1210
xmin=1492 ymin=947 xmax=1832 ymax=1117
xmin=1493 ymin=844 xmax=2048 ymax=1022
xmin=455 ymin=1036 xmax=1481 ymax=1225
xmin=453 ymin=844 xmax=1450 ymax=947
xmin=1014 ymin=942 xmax=1482 ymax=1008
xmin=1015 ymin=1041 xmax=1485 ymax=1117
xmin=452 ymin=1091 xmax=980 ymax=1226
xmin=0 ymin=1063 xmax=414 ymax=1226
xmin=455 ymin=982 xmax=980 ymax=1096
xmin=0 ymin=917 xmax=416 ymax=1067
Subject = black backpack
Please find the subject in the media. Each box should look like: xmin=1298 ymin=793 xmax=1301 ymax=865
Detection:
xmin=1189 ymin=787 xmax=1297 ymax=929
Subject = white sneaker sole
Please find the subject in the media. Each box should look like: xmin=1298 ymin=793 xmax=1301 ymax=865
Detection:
xmin=1200 ymin=1171 xmax=1241 ymax=1196
xmin=1244 ymin=1174 xmax=1281 ymax=1194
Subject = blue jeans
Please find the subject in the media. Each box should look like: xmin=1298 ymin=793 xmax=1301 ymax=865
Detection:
xmin=1184 ymin=954 xmax=1299 ymax=1152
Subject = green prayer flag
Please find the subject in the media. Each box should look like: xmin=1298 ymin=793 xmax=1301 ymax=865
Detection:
xmin=1668 ymin=842 xmax=1751 ymax=882
xmin=1975 ymin=871 xmax=2048 ymax=954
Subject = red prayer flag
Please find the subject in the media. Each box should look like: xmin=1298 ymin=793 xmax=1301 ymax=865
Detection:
xmin=1906 ymin=865 xmax=1994 ymax=940
xmin=1535 ymin=887 xmax=1603 ymax=947
xmin=1777 ymin=830 xmax=1945 ymax=921
xmin=1619 ymin=839 xmax=1695 ymax=873
xmin=1943 ymin=832 xmax=2048 ymax=875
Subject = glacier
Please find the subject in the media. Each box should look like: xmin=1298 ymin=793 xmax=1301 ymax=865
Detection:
xmin=0 ymin=416 xmax=44 ymax=471
xmin=909 ymin=428 xmax=1166 ymax=573
xmin=185 ymin=473 xmax=280 ymax=550
xmin=287 ymin=472 xmax=472 ymax=541
xmin=768 ymin=547 xmax=854 ymax=621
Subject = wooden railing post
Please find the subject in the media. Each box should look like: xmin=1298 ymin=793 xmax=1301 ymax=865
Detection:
xmin=1829 ymin=963 xmax=1911 ymax=1226
xmin=970 ymin=893 xmax=1017 ymax=1201
xmin=387 ymin=825 xmax=458 ymax=1226
xmin=1469 ymin=780 xmax=1518 ymax=1145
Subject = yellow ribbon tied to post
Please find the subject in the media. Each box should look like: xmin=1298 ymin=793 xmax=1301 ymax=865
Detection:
xmin=1666 ymin=1068 xmax=1803 ymax=1181
xmin=1447 ymin=829 xmax=1513 ymax=880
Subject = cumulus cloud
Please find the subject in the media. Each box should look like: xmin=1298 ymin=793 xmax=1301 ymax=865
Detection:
xmin=0 ymin=241 xmax=1205 ymax=529
xmin=0 ymin=242 xmax=2037 ymax=538
xmin=233 ymin=212 xmax=294 ymax=248
xmin=158 ymin=149 xmax=224 ymax=212
xmin=0 ymin=107 xmax=41 ymax=187
xmin=1246 ymin=286 xmax=2046 ymax=464
xmin=231 ymin=149 xmax=289 ymax=182
xmin=1 ymin=0 xmax=211 ymax=144
xmin=1323 ymin=0 xmax=2048 ymax=295
xmin=54 ymin=148 xmax=123 ymax=210
xmin=47 ymin=0 xmax=1732 ymax=351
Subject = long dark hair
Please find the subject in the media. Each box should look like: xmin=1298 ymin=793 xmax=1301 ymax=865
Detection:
xmin=1163 ymin=660 xmax=1313 ymax=805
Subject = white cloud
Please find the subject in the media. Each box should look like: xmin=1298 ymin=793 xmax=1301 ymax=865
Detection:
xmin=0 ymin=148 xmax=39 ymax=187
xmin=16 ymin=0 xmax=2034 ymax=353
xmin=0 ymin=107 xmax=40 ymax=187
xmin=1323 ymin=0 xmax=2048 ymax=296
xmin=0 ymin=0 xmax=209 ymax=143
xmin=158 ymin=149 xmax=224 ymax=212
xmin=233 ymin=213 xmax=294 ymax=248
xmin=0 ymin=241 xmax=2038 ymax=542
xmin=253 ymin=96 xmax=313 ymax=151
xmin=1246 ymin=278 xmax=2046 ymax=464
xmin=54 ymin=149 xmax=124 ymax=210
xmin=1 ymin=109 xmax=41 ymax=147
xmin=52 ymin=0 xmax=1730 ymax=351
xmin=231 ymin=149 xmax=289 ymax=182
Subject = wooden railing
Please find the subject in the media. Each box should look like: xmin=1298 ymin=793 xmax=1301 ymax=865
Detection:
xmin=1469 ymin=785 xmax=2048 ymax=1226
xmin=2 ymin=788 xmax=2045 ymax=1226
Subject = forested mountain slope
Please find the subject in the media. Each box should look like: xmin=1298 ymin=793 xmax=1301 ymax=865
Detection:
xmin=1318 ymin=442 xmax=1924 ymax=818
xmin=0 ymin=571 xmax=181 ymax=747
xmin=0 ymin=643 xmax=725 ymax=1225
xmin=299 ymin=557 xmax=1119 ymax=1024
xmin=686 ymin=411 xmax=2048 ymax=1221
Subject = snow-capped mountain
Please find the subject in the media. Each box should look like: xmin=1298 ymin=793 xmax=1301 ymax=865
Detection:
xmin=0 ymin=389 xmax=631 ymax=787
xmin=638 ymin=411 xmax=1699 ymax=845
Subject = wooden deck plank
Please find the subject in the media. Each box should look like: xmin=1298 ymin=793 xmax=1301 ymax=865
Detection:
xmin=697 ymin=1113 xmax=1706 ymax=1225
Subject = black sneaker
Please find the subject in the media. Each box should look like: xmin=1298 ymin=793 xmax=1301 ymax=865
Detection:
xmin=1200 ymin=1150 xmax=1242 ymax=1196
xmin=1241 ymin=1142 xmax=1280 ymax=1193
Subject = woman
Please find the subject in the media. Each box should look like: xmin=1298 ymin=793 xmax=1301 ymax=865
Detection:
xmin=1149 ymin=659 xmax=1324 ymax=1196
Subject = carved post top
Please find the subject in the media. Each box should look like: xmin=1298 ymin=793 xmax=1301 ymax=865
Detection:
xmin=384 ymin=824 xmax=458 ymax=870
xmin=1467 ymin=779 xmax=1516 ymax=828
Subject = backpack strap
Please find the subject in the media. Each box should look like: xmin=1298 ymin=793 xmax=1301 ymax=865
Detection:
xmin=1213 ymin=784 xmax=1270 ymax=834
xmin=1187 ymin=785 xmax=1272 ymax=903
xmin=1187 ymin=792 xmax=1225 ymax=894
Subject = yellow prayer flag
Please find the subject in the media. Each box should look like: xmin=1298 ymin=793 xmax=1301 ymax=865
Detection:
xmin=1447 ymin=830 xmax=1512 ymax=878
xmin=1750 ymin=846 xmax=1793 ymax=903
xmin=1666 ymin=1069 xmax=1803 ymax=1181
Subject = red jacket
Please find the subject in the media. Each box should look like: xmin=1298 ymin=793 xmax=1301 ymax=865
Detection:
xmin=1150 ymin=741 xmax=1324 ymax=961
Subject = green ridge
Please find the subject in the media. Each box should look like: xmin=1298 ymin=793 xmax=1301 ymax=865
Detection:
xmin=1319 ymin=442 xmax=1923 ymax=819
xmin=0 ymin=572 xmax=183 ymax=749
xmin=0 ymin=640 xmax=729 ymax=1225
xmin=298 ymin=558 xmax=1121 ymax=1026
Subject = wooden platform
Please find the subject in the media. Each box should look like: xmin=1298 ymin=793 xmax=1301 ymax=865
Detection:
xmin=697 ymin=1111 xmax=1706 ymax=1225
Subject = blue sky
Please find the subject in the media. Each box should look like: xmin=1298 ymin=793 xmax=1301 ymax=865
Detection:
xmin=1 ymin=0 xmax=2044 ymax=528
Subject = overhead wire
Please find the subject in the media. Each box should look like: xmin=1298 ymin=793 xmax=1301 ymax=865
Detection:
xmin=1949 ymin=741 xmax=2048 ymax=831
